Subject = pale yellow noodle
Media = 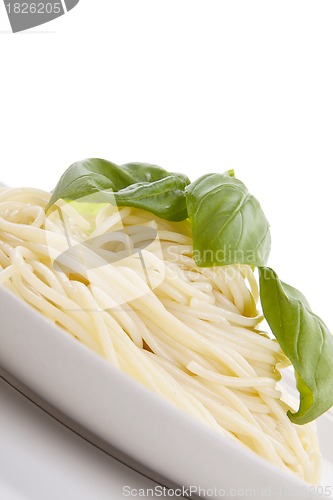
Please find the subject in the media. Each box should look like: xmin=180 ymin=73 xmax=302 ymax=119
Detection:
xmin=0 ymin=188 xmax=322 ymax=484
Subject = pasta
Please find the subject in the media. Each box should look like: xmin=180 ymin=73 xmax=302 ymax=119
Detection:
xmin=0 ymin=186 xmax=321 ymax=484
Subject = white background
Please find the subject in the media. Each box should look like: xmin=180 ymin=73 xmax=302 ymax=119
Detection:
xmin=0 ymin=0 xmax=333 ymax=320
xmin=0 ymin=5 xmax=333 ymax=342
xmin=0 ymin=6 xmax=332 ymax=352
xmin=0 ymin=2 xmax=333 ymax=498
xmin=1 ymin=1 xmax=333 ymax=326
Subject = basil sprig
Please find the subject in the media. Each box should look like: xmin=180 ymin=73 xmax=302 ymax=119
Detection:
xmin=46 ymin=159 xmax=190 ymax=221
xmin=47 ymin=158 xmax=333 ymax=424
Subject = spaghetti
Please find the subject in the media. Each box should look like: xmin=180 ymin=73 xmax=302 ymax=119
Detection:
xmin=0 ymin=186 xmax=321 ymax=483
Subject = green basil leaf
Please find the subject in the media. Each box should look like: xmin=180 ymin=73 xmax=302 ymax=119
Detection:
xmin=186 ymin=174 xmax=271 ymax=267
xmin=121 ymin=162 xmax=189 ymax=185
xmin=46 ymin=159 xmax=190 ymax=221
xmin=259 ymin=267 xmax=333 ymax=424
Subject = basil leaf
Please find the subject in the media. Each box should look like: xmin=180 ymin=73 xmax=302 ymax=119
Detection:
xmin=259 ymin=267 xmax=333 ymax=424
xmin=46 ymin=159 xmax=190 ymax=221
xmin=121 ymin=162 xmax=190 ymax=186
xmin=186 ymin=174 xmax=271 ymax=267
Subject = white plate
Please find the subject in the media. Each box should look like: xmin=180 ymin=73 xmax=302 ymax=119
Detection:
xmin=0 ymin=286 xmax=332 ymax=499
xmin=0 ymin=376 xmax=165 ymax=500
